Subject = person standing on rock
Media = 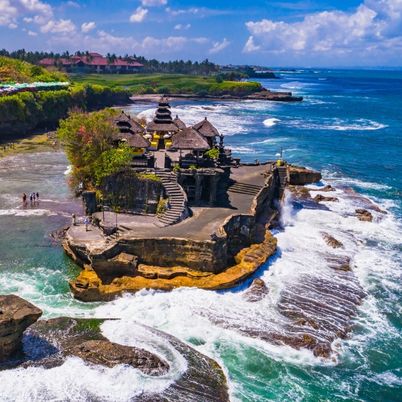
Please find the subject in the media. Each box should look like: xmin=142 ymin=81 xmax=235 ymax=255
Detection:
xmin=22 ymin=193 xmax=27 ymax=206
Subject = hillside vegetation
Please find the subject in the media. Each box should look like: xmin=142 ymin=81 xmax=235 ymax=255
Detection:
xmin=0 ymin=56 xmax=66 ymax=83
xmin=71 ymin=73 xmax=262 ymax=96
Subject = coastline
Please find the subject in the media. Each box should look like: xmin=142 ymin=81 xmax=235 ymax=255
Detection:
xmin=131 ymin=90 xmax=303 ymax=103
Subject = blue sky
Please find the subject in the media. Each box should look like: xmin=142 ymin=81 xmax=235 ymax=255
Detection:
xmin=1 ymin=0 xmax=402 ymax=66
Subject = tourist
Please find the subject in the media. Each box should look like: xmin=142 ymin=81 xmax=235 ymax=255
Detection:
xmin=29 ymin=193 xmax=33 ymax=204
xmin=36 ymin=192 xmax=39 ymax=200
xmin=84 ymin=216 xmax=89 ymax=231
xmin=22 ymin=193 xmax=27 ymax=205
xmin=72 ymin=214 xmax=76 ymax=226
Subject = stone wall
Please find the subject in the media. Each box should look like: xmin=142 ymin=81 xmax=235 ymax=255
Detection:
xmin=100 ymin=172 xmax=164 ymax=214
xmin=88 ymin=237 xmax=228 ymax=274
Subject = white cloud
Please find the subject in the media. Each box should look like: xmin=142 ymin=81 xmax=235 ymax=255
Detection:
xmin=65 ymin=1 xmax=80 ymax=8
xmin=40 ymin=18 xmax=76 ymax=34
xmin=81 ymin=21 xmax=96 ymax=33
xmin=243 ymin=0 xmax=402 ymax=60
xmin=28 ymin=29 xmax=37 ymax=36
xmin=141 ymin=0 xmax=167 ymax=6
xmin=166 ymin=6 xmax=231 ymax=18
xmin=0 ymin=0 xmax=53 ymax=29
xmin=130 ymin=7 xmax=148 ymax=23
xmin=209 ymin=38 xmax=230 ymax=54
xmin=47 ymin=29 xmax=210 ymax=57
xmin=174 ymin=23 xmax=191 ymax=30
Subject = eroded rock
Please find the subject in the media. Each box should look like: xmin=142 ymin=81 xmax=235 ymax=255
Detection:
xmin=314 ymin=194 xmax=339 ymax=203
xmin=0 ymin=295 xmax=42 ymax=361
xmin=355 ymin=208 xmax=373 ymax=222
xmin=67 ymin=340 xmax=169 ymax=375
xmin=322 ymin=232 xmax=343 ymax=248
xmin=288 ymin=166 xmax=322 ymax=185
xmin=243 ymin=278 xmax=269 ymax=302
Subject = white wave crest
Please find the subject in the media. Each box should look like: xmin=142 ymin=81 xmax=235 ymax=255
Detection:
xmin=263 ymin=118 xmax=280 ymax=127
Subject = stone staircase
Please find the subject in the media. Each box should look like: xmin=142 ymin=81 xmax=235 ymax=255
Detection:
xmin=156 ymin=170 xmax=188 ymax=226
xmin=277 ymin=166 xmax=288 ymax=189
xmin=228 ymin=181 xmax=262 ymax=196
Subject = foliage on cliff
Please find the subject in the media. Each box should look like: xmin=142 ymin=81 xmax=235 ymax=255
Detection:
xmin=71 ymin=73 xmax=262 ymax=96
xmin=0 ymin=56 xmax=66 ymax=83
xmin=0 ymin=84 xmax=131 ymax=137
xmin=57 ymin=109 xmax=133 ymax=188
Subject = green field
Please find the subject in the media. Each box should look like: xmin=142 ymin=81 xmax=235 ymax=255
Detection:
xmin=70 ymin=73 xmax=262 ymax=96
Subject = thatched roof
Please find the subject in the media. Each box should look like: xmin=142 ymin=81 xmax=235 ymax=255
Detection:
xmin=193 ymin=117 xmax=220 ymax=138
xmin=173 ymin=115 xmax=186 ymax=130
xmin=126 ymin=132 xmax=150 ymax=148
xmin=171 ymin=127 xmax=210 ymax=150
xmin=146 ymin=120 xmax=179 ymax=133
xmin=114 ymin=111 xmax=132 ymax=127
xmin=129 ymin=119 xmax=146 ymax=134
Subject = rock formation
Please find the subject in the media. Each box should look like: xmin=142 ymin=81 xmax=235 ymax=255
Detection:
xmin=21 ymin=317 xmax=230 ymax=401
xmin=243 ymin=278 xmax=269 ymax=302
xmin=314 ymin=194 xmax=339 ymax=202
xmin=355 ymin=208 xmax=373 ymax=222
xmin=0 ymin=295 xmax=42 ymax=361
xmin=322 ymin=232 xmax=343 ymax=248
xmin=288 ymin=166 xmax=322 ymax=185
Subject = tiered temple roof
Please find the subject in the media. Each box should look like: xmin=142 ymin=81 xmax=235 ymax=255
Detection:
xmin=146 ymin=98 xmax=179 ymax=133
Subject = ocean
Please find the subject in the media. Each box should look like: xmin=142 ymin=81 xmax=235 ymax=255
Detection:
xmin=0 ymin=69 xmax=401 ymax=401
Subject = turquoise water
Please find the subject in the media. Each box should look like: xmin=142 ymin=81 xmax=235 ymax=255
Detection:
xmin=0 ymin=70 xmax=401 ymax=401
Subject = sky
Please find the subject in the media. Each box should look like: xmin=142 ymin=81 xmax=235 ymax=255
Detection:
xmin=1 ymin=0 xmax=402 ymax=67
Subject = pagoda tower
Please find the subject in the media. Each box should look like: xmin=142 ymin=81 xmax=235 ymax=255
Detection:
xmin=146 ymin=98 xmax=179 ymax=150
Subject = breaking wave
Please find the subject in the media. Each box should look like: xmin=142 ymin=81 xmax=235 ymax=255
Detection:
xmin=263 ymin=118 xmax=280 ymax=127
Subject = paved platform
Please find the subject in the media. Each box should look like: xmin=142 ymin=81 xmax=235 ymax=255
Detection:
xmin=71 ymin=164 xmax=270 ymax=242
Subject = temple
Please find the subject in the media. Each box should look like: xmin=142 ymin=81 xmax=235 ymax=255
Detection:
xmin=102 ymin=98 xmax=236 ymax=215
xmin=66 ymin=97 xmax=321 ymax=301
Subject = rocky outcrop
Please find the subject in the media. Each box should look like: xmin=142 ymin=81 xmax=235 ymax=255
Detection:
xmin=67 ymin=340 xmax=169 ymax=375
xmin=310 ymin=185 xmax=335 ymax=192
xmin=288 ymin=166 xmax=322 ymax=185
xmin=314 ymin=194 xmax=338 ymax=203
xmin=243 ymin=278 xmax=269 ymax=302
xmin=69 ymin=231 xmax=277 ymax=302
xmin=355 ymin=208 xmax=373 ymax=222
xmin=0 ymin=295 xmax=42 ymax=361
xmin=18 ymin=317 xmax=229 ymax=401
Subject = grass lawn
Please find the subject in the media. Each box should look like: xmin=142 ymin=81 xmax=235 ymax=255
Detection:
xmin=70 ymin=73 xmax=262 ymax=95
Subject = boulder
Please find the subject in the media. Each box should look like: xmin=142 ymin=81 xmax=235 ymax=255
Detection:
xmin=288 ymin=166 xmax=322 ymax=185
xmin=0 ymin=295 xmax=42 ymax=361
xmin=355 ymin=208 xmax=373 ymax=222
xmin=243 ymin=278 xmax=269 ymax=302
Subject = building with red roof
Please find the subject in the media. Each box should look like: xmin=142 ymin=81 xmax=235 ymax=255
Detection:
xmin=39 ymin=53 xmax=143 ymax=74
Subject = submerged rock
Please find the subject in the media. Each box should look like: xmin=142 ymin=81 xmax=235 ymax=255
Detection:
xmin=310 ymin=185 xmax=335 ymax=192
xmin=243 ymin=278 xmax=269 ymax=302
xmin=314 ymin=194 xmax=339 ymax=203
xmin=355 ymin=208 xmax=373 ymax=222
xmin=322 ymin=232 xmax=344 ymax=248
xmin=0 ymin=295 xmax=42 ymax=361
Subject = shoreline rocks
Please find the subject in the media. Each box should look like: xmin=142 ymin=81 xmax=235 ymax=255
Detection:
xmin=243 ymin=278 xmax=269 ymax=302
xmin=7 ymin=315 xmax=229 ymax=401
xmin=288 ymin=166 xmax=322 ymax=185
xmin=0 ymin=295 xmax=42 ymax=361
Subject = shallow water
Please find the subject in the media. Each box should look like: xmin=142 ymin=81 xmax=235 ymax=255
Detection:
xmin=0 ymin=69 xmax=401 ymax=401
